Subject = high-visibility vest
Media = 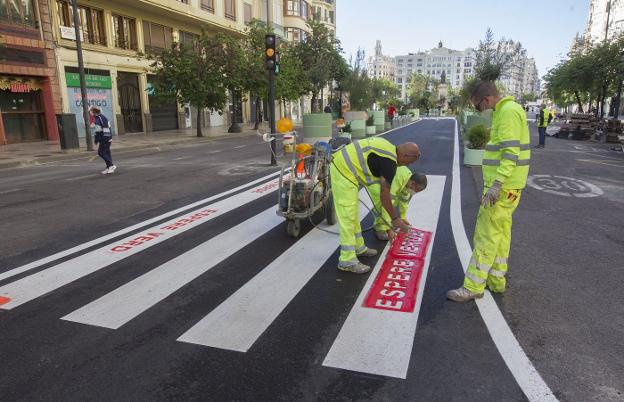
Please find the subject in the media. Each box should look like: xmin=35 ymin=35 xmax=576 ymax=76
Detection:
xmin=391 ymin=166 xmax=413 ymax=205
xmin=538 ymin=108 xmax=550 ymax=128
xmin=482 ymin=96 xmax=531 ymax=190
xmin=335 ymin=137 xmax=397 ymax=186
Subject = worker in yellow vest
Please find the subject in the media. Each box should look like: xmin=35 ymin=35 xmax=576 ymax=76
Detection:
xmin=536 ymin=104 xmax=552 ymax=148
xmin=367 ymin=166 xmax=428 ymax=241
xmin=331 ymin=138 xmax=421 ymax=274
xmin=448 ymin=81 xmax=531 ymax=301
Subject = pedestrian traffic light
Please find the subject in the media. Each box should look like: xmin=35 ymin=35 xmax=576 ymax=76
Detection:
xmin=275 ymin=51 xmax=280 ymax=76
xmin=265 ymin=34 xmax=276 ymax=71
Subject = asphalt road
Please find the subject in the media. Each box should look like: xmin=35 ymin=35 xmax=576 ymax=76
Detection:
xmin=0 ymin=119 xmax=622 ymax=401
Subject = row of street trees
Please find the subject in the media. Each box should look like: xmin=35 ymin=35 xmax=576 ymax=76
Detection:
xmin=544 ymin=34 xmax=624 ymax=117
xmin=147 ymin=20 xmax=347 ymax=136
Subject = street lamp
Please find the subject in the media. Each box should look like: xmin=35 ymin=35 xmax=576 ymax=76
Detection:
xmin=70 ymin=0 xmax=93 ymax=151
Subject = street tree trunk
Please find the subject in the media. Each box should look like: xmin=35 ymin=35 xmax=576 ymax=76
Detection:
xmin=253 ymin=95 xmax=261 ymax=131
xmin=574 ymin=91 xmax=584 ymax=113
xmin=311 ymin=91 xmax=319 ymax=113
xmin=612 ymin=79 xmax=623 ymax=120
xmin=196 ymin=108 xmax=203 ymax=137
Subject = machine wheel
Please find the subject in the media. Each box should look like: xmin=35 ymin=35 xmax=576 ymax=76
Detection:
xmin=311 ymin=191 xmax=325 ymax=224
xmin=287 ymin=219 xmax=301 ymax=237
xmin=325 ymin=191 xmax=337 ymax=225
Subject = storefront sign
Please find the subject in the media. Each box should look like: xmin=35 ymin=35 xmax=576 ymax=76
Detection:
xmin=65 ymin=73 xmax=112 ymax=89
xmin=67 ymin=87 xmax=114 ymax=138
xmin=10 ymin=83 xmax=29 ymax=93
xmin=60 ymin=26 xmax=83 ymax=41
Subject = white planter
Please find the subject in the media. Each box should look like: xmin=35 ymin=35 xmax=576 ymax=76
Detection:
xmin=463 ymin=147 xmax=484 ymax=166
xmin=366 ymin=125 xmax=377 ymax=136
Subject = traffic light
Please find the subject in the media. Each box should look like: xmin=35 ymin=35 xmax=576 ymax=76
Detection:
xmin=275 ymin=51 xmax=280 ymax=76
xmin=265 ymin=34 xmax=276 ymax=71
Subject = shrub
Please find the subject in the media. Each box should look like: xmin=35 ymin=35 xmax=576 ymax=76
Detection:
xmin=365 ymin=115 xmax=375 ymax=126
xmin=467 ymin=124 xmax=490 ymax=149
xmin=342 ymin=122 xmax=352 ymax=133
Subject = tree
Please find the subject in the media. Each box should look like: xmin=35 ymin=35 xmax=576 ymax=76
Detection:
xmin=275 ymin=42 xmax=309 ymax=110
xmin=148 ymin=32 xmax=236 ymax=137
xmin=474 ymin=28 xmax=523 ymax=82
xmin=371 ymin=78 xmax=400 ymax=109
xmin=241 ymin=19 xmax=270 ymax=129
xmin=297 ymin=19 xmax=346 ymax=112
xmin=520 ymin=93 xmax=537 ymax=105
xmin=341 ymin=48 xmax=374 ymax=111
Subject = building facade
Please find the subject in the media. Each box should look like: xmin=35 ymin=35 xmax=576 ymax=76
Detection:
xmin=585 ymin=0 xmax=624 ymax=44
xmin=0 ymin=0 xmax=62 ymax=144
xmin=394 ymin=42 xmax=475 ymax=101
xmin=49 ymin=0 xmax=266 ymax=138
xmin=367 ymin=40 xmax=395 ymax=81
xmin=499 ymin=51 xmax=539 ymax=99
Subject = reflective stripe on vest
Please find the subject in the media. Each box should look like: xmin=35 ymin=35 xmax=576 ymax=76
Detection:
xmin=341 ymin=138 xmax=397 ymax=186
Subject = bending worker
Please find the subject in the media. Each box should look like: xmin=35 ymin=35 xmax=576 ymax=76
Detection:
xmin=330 ymin=138 xmax=421 ymax=274
xmin=368 ymin=166 xmax=428 ymax=241
xmin=447 ymin=81 xmax=530 ymax=302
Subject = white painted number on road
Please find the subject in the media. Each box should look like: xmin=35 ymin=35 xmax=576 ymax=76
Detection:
xmin=527 ymin=175 xmax=603 ymax=198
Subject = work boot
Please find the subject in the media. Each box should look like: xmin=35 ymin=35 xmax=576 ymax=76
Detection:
xmin=337 ymin=261 xmax=371 ymax=274
xmin=375 ymin=231 xmax=389 ymax=241
xmin=357 ymin=247 xmax=378 ymax=257
xmin=446 ymin=287 xmax=483 ymax=302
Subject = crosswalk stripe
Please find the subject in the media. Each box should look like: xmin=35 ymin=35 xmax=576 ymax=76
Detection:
xmin=322 ymin=175 xmax=446 ymax=379
xmin=177 ymin=189 xmax=371 ymax=352
xmin=61 ymin=207 xmax=283 ymax=329
xmin=0 ymin=171 xmax=280 ymax=283
xmin=0 ymin=176 xmax=286 ymax=310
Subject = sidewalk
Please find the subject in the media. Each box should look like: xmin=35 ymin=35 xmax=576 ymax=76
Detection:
xmin=0 ymin=123 xmax=275 ymax=170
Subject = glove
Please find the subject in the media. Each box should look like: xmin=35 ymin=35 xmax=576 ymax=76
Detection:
xmin=392 ymin=217 xmax=410 ymax=233
xmin=481 ymin=181 xmax=502 ymax=208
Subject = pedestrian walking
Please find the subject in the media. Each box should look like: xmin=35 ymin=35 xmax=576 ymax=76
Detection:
xmin=447 ymin=81 xmax=530 ymax=302
xmin=330 ymin=137 xmax=420 ymax=274
xmin=535 ymin=104 xmax=552 ymax=148
xmin=91 ymin=107 xmax=116 ymax=175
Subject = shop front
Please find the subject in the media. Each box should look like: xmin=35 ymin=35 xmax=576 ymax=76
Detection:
xmin=0 ymin=76 xmax=47 ymax=143
xmin=64 ymin=68 xmax=115 ymax=138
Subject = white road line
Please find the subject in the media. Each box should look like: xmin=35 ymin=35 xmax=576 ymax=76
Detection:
xmin=234 ymin=145 xmax=247 ymax=149
xmin=0 ymin=175 xmax=284 ymax=309
xmin=177 ymin=190 xmax=369 ymax=352
xmin=64 ymin=174 xmax=95 ymax=182
xmin=322 ymin=175 xmax=445 ymax=379
xmin=576 ymin=159 xmax=624 ymax=168
xmin=373 ymin=119 xmax=423 ymax=137
xmin=0 ymin=171 xmax=279 ymax=283
xmin=450 ymin=120 xmax=558 ymax=402
xmin=0 ymin=188 xmax=22 ymax=195
xmin=207 ymin=150 xmax=222 ymax=154
xmin=62 ymin=207 xmax=282 ymax=329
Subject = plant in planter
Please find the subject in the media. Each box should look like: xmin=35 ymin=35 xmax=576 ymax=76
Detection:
xmin=340 ymin=122 xmax=352 ymax=139
xmin=464 ymin=124 xmax=490 ymax=166
xmin=365 ymin=115 xmax=376 ymax=136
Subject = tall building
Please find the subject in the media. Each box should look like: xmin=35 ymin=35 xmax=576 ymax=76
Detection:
xmin=367 ymin=40 xmax=395 ymax=81
xmin=499 ymin=50 xmax=540 ymax=99
xmin=0 ymin=0 xmax=62 ymax=144
xmin=394 ymin=42 xmax=476 ymax=101
xmin=49 ymin=0 xmax=268 ymax=138
xmin=585 ymin=0 xmax=624 ymax=44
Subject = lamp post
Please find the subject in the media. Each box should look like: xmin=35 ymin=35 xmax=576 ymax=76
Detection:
xmin=71 ymin=0 xmax=93 ymax=151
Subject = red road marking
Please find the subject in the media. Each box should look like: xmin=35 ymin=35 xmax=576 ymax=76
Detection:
xmin=0 ymin=296 xmax=11 ymax=306
xmin=363 ymin=228 xmax=432 ymax=313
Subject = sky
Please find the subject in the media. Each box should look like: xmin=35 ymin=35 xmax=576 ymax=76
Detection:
xmin=336 ymin=0 xmax=590 ymax=78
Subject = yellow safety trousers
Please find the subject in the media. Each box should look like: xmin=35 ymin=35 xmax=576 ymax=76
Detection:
xmin=463 ymin=187 xmax=522 ymax=294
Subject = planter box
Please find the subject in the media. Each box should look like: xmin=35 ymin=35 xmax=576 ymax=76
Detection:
xmin=344 ymin=111 xmax=367 ymax=121
xmin=463 ymin=147 xmax=484 ymax=166
xmin=366 ymin=125 xmax=377 ymax=136
xmin=350 ymin=119 xmax=366 ymax=138
xmin=371 ymin=110 xmax=385 ymax=132
xmin=303 ymin=113 xmax=332 ymax=141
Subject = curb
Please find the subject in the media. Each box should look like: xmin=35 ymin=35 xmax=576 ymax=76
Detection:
xmin=0 ymin=131 xmax=258 ymax=171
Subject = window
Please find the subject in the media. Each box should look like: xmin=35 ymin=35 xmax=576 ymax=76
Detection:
xmin=0 ymin=0 xmax=35 ymax=26
xmin=397 ymin=78 xmax=402 ymax=84
xmin=112 ymin=14 xmax=137 ymax=50
xmin=329 ymin=10 xmax=334 ymax=23
xmin=224 ymin=0 xmax=236 ymax=20
xmin=285 ymin=26 xmax=306 ymax=42
xmin=179 ymin=30 xmax=198 ymax=47
xmin=285 ymin=0 xmax=309 ymax=18
xmin=57 ymin=1 xmax=106 ymax=46
xmin=142 ymin=21 xmax=172 ymax=53
xmin=201 ymin=0 xmax=214 ymax=12
xmin=243 ymin=3 xmax=252 ymax=24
